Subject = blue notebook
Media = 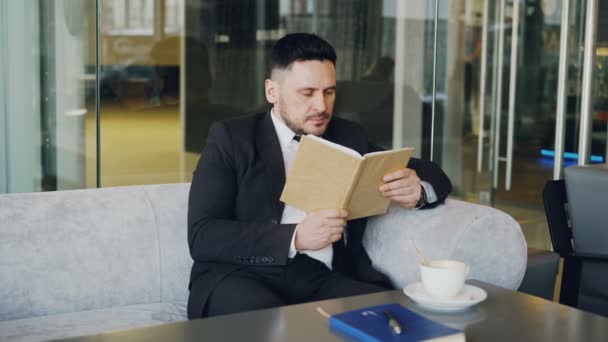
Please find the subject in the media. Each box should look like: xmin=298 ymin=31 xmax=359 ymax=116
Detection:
xmin=329 ymin=303 xmax=465 ymax=342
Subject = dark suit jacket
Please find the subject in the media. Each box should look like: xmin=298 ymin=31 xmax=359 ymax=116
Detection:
xmin=187 ymin=111 xmax=452 ymax=318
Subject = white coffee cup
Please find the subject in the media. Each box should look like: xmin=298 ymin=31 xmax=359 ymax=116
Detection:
xmin=420 ymin=259 xmax=469 ymax=299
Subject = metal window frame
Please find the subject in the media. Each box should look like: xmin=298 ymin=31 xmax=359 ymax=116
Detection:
xmin=505 ymin=0 xmax=521 ymax=190
xmin=0 ymin=0 xmax=7 ymax=192
xmin=554 ymin=0 xmax=571 ymax=179
xmin=492 ymin=0 xmax=506 ymax=189
xmin=578 ymin=0 xmax=599 ymax=165
xmin=477 ymin=0 xmax=490 ymax=173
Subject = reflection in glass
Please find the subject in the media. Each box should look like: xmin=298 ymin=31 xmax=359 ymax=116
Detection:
xmin=97 ymin=0 xmax=187 ymax=186
xmin=430 ymin=0 xmax=601 ymax=249
xmin=95 ymin=0 xmax=427 ymax=187
xmin=92 ymin=0 xmax=464 ymax=189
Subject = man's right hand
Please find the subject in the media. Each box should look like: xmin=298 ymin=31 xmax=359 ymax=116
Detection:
xmin=294 ymin=209 xmax=348 ymax=251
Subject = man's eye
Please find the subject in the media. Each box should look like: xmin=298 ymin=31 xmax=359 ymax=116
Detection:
xmin=301 ymin=91 xmax=313 ymax=96
xmin=325 ymin=90 xmax=335 ymax=96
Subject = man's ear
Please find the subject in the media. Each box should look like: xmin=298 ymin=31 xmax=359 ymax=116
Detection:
xmin=265 ymin=79 xmax=278 ymax=104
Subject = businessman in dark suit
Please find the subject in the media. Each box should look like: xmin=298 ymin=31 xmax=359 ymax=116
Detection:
xmin=187 ymin=33 xmax=452 ymax=319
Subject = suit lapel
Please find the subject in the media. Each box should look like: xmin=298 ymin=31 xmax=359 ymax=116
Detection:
xmin=256 ymin=112 xmax=286 ymax=219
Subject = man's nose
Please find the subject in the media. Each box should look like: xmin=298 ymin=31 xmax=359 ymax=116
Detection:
xmin=312 ymin=93 xmax=327 ymax=113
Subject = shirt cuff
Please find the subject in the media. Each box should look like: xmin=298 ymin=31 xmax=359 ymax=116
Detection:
xmin=420 ymin=181 xmax=438 ymax=203
xmin=288 ymin=227 xmax=298 ymax=258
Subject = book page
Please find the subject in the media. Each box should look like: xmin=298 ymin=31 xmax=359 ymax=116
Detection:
xmin=346 ymin=147 xmax=413 ymax=219
xmin=306 ymin=135 xmax=363 ymax=159
xmin=280 ymin=135 xmax=362 ymax=212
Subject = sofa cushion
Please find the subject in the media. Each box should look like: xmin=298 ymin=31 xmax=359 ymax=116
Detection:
xmin=140 ymin=184 xmax=192 ymax=304
xmin=0 ymin=302 xmax=187 ymax=342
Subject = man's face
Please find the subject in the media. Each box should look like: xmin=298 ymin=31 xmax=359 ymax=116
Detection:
xmin=265 ymin=60 xmax=336 ymax=136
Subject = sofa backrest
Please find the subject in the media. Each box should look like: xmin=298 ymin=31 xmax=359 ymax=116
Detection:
xmin=0 ymin=183 xmax=192 ymax=321
xmin=364 ymin=199 xmax=527 ymax=291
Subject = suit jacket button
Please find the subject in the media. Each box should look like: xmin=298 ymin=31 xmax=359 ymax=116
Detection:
xmin=255 ymin=257 xmax=262 ymax=263
xmin=261 ymin=257 xmax=268 ymax=263
xmin=271 ymin=219 xmax=278 ymax=224
xmin=268 ymin=257 xmax=275 ymax=263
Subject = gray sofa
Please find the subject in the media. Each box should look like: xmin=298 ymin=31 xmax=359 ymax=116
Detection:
xmin=1 ymin=183 xmax=529 ymax=341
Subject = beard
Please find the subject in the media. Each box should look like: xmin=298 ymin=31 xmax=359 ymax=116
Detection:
xmin=275 ymin=100 xmax=331 ymax=135
xmin=279 ymin=110 xmax=331 ymax=136
xmin=282 ymin=116 xmax=307 ymax=136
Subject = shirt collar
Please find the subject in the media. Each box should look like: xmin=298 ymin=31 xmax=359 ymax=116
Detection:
xmin=270 ymin=109 xmax=299 ymax=151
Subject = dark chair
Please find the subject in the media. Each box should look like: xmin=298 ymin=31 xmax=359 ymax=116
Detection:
xmin=518 ymin=247 xmax=559 ymax=301
xmin=543 ymin=165 xmax=608 ymax=317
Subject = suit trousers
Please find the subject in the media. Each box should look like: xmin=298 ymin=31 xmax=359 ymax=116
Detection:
xmin=201 ymin=253 xmax=387 ymax=318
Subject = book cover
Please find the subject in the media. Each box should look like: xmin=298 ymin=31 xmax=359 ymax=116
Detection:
xmin=329 ymin=303 xmax=465 ymax=342
xmin=280 ymin=135 xmax=413 ymax=220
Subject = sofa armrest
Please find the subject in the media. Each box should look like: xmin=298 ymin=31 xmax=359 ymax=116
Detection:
xmin=363 ymin=199 xmax=527 ymax=290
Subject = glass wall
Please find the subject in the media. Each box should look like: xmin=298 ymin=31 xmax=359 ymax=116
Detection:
xmin=96 ymin=0 xmax=187 ymax=186
xmin=0 ymin=0 xmax=96 ymax=193
xmin=94 ymin=0 xmax=435 ymax=187
xmin=1 ymin=0 xmax=607 ymax=250
xmin=429 ymin=0 xmax=608 ymax=249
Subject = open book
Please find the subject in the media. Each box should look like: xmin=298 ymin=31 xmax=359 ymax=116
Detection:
xmin=280 ymin=135 xmax=413 ymax=220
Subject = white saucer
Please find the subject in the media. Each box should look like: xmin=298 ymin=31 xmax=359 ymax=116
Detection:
xmin=403 ymin=282 xmax=487 ymax=312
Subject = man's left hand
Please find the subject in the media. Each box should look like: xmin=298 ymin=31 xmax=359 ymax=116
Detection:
xmin=378 ymin=168 xmax=421 ymax=209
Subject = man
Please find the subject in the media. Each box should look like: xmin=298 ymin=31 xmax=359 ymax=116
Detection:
xmin=187 ymin=33 xmax=452 ymax=319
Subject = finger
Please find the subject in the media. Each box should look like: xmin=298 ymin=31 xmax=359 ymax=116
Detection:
xmin=381 ymin=185 xmax=420 ymax=198
xmin=379 ymin=179 xmax=407 ymax=192
xmin=382 ymin=168 xmax=411 ymax=182
xmin=328 ymin=233 xmax=343 ymax=243
xmin=323 ymin=218 xmax=347 ymax=228
xmin=379 ymin=177 xmax=420 ymax=193
xmin=380 ymin=174 xmax=421 ymax=192
xmin=315 ymin=208 xmax=349 ymax=218
xmin=327 ymin=226 xmax=345 ymax=235
xmin=379 ymin=179 xmax=404 ymax=192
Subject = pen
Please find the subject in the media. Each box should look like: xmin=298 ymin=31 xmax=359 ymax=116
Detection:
xmin=383 ymin=309 xmax=403 ymax=335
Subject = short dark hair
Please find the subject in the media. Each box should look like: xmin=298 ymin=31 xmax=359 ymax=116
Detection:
xmin=269 ymin=33 xmax=336 ymax=74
